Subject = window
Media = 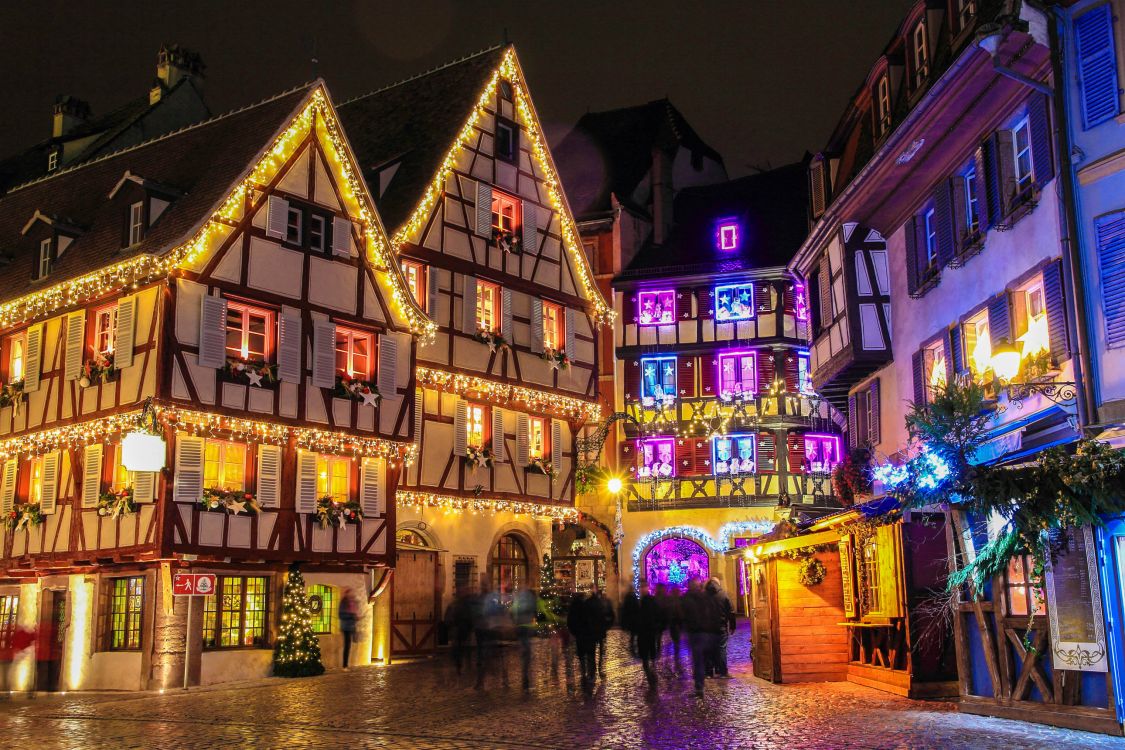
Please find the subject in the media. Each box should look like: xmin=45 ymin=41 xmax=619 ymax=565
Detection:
xmin=1012 ymin=117 xmax=1034 ymax=192
xmin=637 ymin=289 xmax=675 ymax=326
xmin=128 ymin=201 xmax=145 ymax=246
xmin=716 ymin=220 xmax=740 ymax=251
xmin=913 ymin=20 xmax=929 ymax=87
xmin=640 ymin=356 xmax=677 ymax=402
xmin=107 ymin=577 xmax=144 ymax=651
xmin=804 ymin=434 xmax=842 ymax=473
xmin=401 ymin=260 xmax=426 ymax=311
xmin=1015 ymin=278 xmax=1050 ymax=359
xmin=225 ymin=302 xmax=273 ymax=362
xmin=466 ymin=403 xmax=488 ymax=450
xmin=335 ymin=327 xmax=373 ymax=379
xmin=112 ymin=443 xmax=133 ymax=492
xmin=491 ymin=193 xmax=518 ymax=235
xmin=476 ymin=281 xmax=501 ymax=334
xmin=794 ymin=284 xmax=809 ymax=322
xmin=714 ymin=283 xmax=754 ymax=322
xmin=285 ymin=206 xmax=303 ymax=245
xmin=957 ymin=0 xmax=976 ymax=31
xmin=529 ymin=416 xmax=547 ymax=460
xmin=495 ymin=119 xmax=518 ymax=164
xmin=307 ymin=584 xmax=335 ymax=634
xmin=923 ymin=208 xmax=938 ymax=270
xmin=309 ymin=214 xmax=326 ymax=253
xmin=491 ymin=533 xmax=529 ymax=592
xmin=963 ymin=165 xmax=980 ymax=235
xmin=27 ymin=455 xmax=45 ymax=505
xmin=876 ymin=75 xmax=891 ymax=134
xmin=1006 ymin=555 xmax=1046 ymax=616
xmin=964 ymin=309 xmax=992 ymax=379
xmin=203 ymin=575 xmax=269 ymax=649
xmin=0 ymin=594 xmax=17 ymax=652
xmin=861 ymin=538 xmax=881 ymax=614
xmin=316 ymin=454 xmax=350 ymax=502
xmin=94 ymin=304 xmax=117 ymax=356
xmin=797 ymin=354 xmax=811 ymax=394
xmin=717 ymin=351 xmax=756 ymax=401
xmin=47 ymin=150 xmax=58 ymax=171
xmin=714 ymin=434 xmax=755 ymax=475
xmin=542 ymin=300 xmax=563 ymax=351
xmin=638 ymin=437 xmax=675 ymax=478
xmin=923 ymin=338 xmax=948 ymax=398
xmin=38 ymin=238 xmax=53 ymax=278
xmin=204 ymin=440 xmax=246 ymax=491
xmin=7 ymin=332 xmax=26 ymax=383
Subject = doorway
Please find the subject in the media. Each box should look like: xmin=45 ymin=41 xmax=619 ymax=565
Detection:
xmin=36 ymin=590 xmax=67 ymax=692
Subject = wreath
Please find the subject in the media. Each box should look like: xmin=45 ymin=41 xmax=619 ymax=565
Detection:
xmin=798 ymin=557 xmax=827 ymax=587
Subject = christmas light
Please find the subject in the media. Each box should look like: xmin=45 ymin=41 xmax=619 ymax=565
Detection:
xmin=872 ymin=462 xmax=910 ymax=489
xmin=272 ymin=566 xmax=325 ymax=677
xmin=397 ymin=489 xmax=578 ymax=520
xmin=631 ymin=526 xmax=724 ymax=591
xmin=416 ymin=366 xmax=601 ymax=422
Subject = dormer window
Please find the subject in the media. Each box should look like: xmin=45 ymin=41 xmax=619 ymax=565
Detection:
xmin=47 ymin=150 xmax=59 ymax=172
xmin=913 ymin=21 xmax=929 ymax=88
xmin=285 ymin=206 xmax=303 ymax=245
xmin=876 ymin=75 xmax=891 ymax=135
xmin=128 ymin=201 xmax=145 ymax=246
xmin=495 ymin=118 xmax=518 ymax=164
xmin=37 ymin=238 xmax=53 ymax=279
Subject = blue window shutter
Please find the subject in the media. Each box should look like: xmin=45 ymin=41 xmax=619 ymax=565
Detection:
xmin=1042 ymin=259 xmax=1069 ymax=365
xmin=868 ymin=379 xmax=881 ymax=445
xmin=1097 ymin=212 xmax=1125 ymax=347
xmin=847 ymin=394 xmax=858 ymax=449
xmin=912 ymin=349 xmax=926 ymax=406
xmin=933 ymin=180 xmax=955 ymax=267
xmin=981 ymin=135 xmax=1004 ymax=228
xmin=949 ymin=323 xmax=965 ymax=377
xmin=988 ymin=293 xmax=1013 ymax=349
xmin=1076 ymin=4 xmax=1120 ymax=129
xmin=1028 ymin=95 xmax=1054 ymax=184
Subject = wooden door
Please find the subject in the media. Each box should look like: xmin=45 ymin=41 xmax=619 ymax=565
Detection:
xmin=751 ymin=561 xmax=779 ymax=682
xmin=37 ymin=591 xmax=67 ymax=692
xmin=391 ymin=549 xmax=440 ymax=656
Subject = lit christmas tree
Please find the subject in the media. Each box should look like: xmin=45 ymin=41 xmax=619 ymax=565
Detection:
xmin=272 ymin=565 xmax=325 ymax=678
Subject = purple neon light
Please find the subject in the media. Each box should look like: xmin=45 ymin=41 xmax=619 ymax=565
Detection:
xmin=715 ymin=219 xmax=740 ymax=251
xmin=804 ymin=433 xmax=842 ymax=473
xmin=637 ymin=289 xmax=675 ymax=326
xmin=637 ymin=437 xmax=676 ymax=479
xmin=717 ymin=349 xmax=758 ymax=401
xmin=714 ymin=282 xmax=755 ymax=322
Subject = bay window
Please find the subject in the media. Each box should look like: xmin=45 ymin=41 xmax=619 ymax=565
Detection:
xmin=335 ymin=327 xmax=373 ymax=379
xmin=717 ymin=351 xmax=756 ymax=400
xmin=316 ymin=454 xmax=350 ymax=502
xmin=640 ymin=356 xmax=677 ymax=402
xmin=714 ymin=434 xmax=755 ymax=475
xmin=203 ymin=575 xmax=270 ymax=649
xmin=225 ymin=302 xmax=273 ymax=362
xmin=477 ymin=281 xmax=501 ymax=334
xmin=204 ymin=440 xmax=246 ymax=491
xmin=714 ymin=283 xmax=754 ymax=321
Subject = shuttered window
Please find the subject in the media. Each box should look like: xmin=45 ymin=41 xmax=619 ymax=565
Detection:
xmin=94 ymin=304 xmax=117 ymax=356
xmin=316 ymin=455 xmax=350 ymax=503
xmin=335 ymin=327 xmax=373 ymax=379
xmin=529 ymin=416 xmax=548 ymax=460
xmin=477 ymin=281 xmax=501 ymax=334
xmin=542 ymin=301 xmax=564 ymax=351
xmin=6 ymin=332 xmax=26 ymax=383
xmin=1097 ymin=211 xmax=1125 ymax=347
xmin=204 ymin=440 xmax=246 ymax=492
xmin=1076 ymin=4 xmax=1120 ymax=128
xmin=466 ymin=403 xmax=488 ymax=450
xmin=400 ymin=260 xmax=426 ymax=311
xmin=225 ymin=303 xmax=273 ymax=362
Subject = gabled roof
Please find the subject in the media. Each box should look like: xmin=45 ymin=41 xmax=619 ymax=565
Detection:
xmin=0 ymin=84 xmax=313 ymax=308
xmin=554 ymin=99 xmax=725 ymax=219
xmin=337 ymin=46 xmax=507 ymax=233
xmin=618 ymin=160 xmax=809 ymax=280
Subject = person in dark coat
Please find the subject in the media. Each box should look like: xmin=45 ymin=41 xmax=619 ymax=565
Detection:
xmin=589 ymin=588 xmax=615 ymax=678
xmin=567 ymin=592 xmax=596 ymax=688
xmin=706 ymin=577 xmax=736 ymax=678
xmin=338 ymin=589 xmax=359 ymax=669
xmin=621 ymin=587 xmax=640 ymax=657
xmin=512 ymin=587 xmax=538 ymax=690
xmin=682 ymin=579 xmax=720 ymax=697
xmin=446 ymin=591 xmax=475 ymax=676
xmin=655 ymin=583 xmax=682 ymax=674
xmin=635 ymin=584 xmax=665 ymax=687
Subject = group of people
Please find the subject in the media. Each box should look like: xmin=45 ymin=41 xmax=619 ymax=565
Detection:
xmin=445 ymin=583 xmax=544 ymax=690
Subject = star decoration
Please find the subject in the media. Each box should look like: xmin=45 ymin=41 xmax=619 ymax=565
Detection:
xmin=228 ymin=499 xmax=247 ymax=515
xmin=246 ymin=370 xmax=263 ymax=387
xmin=360 ymin=390 xmax=379 ymax=408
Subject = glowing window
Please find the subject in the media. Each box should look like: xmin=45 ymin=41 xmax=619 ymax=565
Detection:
xmin=477 ymin=281 xmax=501 ymax=334
xmin=203 ymin=575 xmax=269 ymax=649
xmin=637 ymin=290 xmax=675 ymax=326
xmin=400 ymin=260 xmax=426 ymax=311
xmin=1012 ymin=117 xmax=1033 ymax=191
xmin=1016 ymin=278 xmax=1049 ymax=358
xmin=529 ymin=416 xmax=547 ymax=460
xmin=640 ymin=356 xmax=677 ymax=401
xmin=491 ymin=193 xmax=518 ymax=234
xmin=307 ymin=584 xmax=335 ymax=634
xmin=467 ymin=403 xmax=488 ymax=450
xmin=637 ymin=437 xmax=675 ymax=479
xmin=804 ymin=434 xmax=842 ymax=473
xmin=542 ymin=300 xmax=564 ymax=351
xmin=913 ymin=20 xmax=929 ymax=86
xmin=203 ymin=440 xmax=246 ymax=492
xmin=7 ymin=332 xmax=25 ymax=383
xmin=963 ymin=309 xmax=992 ymax=379
xmin=794 ymin=284 xmax=809 ymax=322
xmin=798 ymin=354 xmax=811 ymax=393
xmin=1006 ymin=555 xmax=1046 ymax=616
xmin=964 ymin=165 xmax=980 ymax=233
xmin=111 ymin=443 xmax=134 ymax=492
xmin=316 ymin=454 xmax=350 ymax=502
xmin=876 ymin=75 xmax=891 ymax=134
xmin=225 ymin=303 xmax=273 ymax=362
xmin=107 ymin=577 xmax=144 ymax=651
xmin=27 ymin=455 xmax=45 ymax=505
xmin=714 ymin=283 xmax=754 ymax=322
xmin=716 ymin=220 xmax=740 ymax=251
xmin=717 ymin=351 xmax=756 ymax=400
xmin=923 ymin=338 xmax=947 ymax=400
xmin=94 ymin=304 xmax=117 ymax=356
xmin=335 ymin=327 xmax=373 ymax=379
xmin=714 ymin=434 xmax=755 ymax=475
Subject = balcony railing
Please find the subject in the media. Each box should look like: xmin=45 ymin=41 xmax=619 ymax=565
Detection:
xmin=624 ymin=392 xmax=832 ymax=438
xmin=623 ymin=472 xmax=836 ymax=512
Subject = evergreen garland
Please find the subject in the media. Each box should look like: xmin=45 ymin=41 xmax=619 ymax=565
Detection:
xmin=272 ymin=565 xmax=325 ymax=678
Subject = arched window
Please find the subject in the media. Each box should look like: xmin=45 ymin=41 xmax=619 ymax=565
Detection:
xmin=396 ymin=528 xmax=429 ymax=547
xmin=491 ymin=533 xmax=529 ymax=593
xmin=644 ymin=537 xmax=710 ymax=591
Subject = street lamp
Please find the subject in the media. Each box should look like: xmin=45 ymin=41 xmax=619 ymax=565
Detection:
xmin=989 ymin=338 xmax=1078 ymax=413
xmin=990 ymin=338 xmax=1022 ymax=384
xmin=606 ymin=476 xmax=623 ymax=495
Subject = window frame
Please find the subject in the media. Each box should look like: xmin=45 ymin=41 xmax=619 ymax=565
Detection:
xmin=307 ymin=584 xmax=335 ymax=635
xmin=400 ymin=260 xmax=426 ymax=312
xmin=111 ymin=442 xmax=135 ymax=493
xmin=876 ymin=75 xmax=891 ymax=134
xmin=308 ymin=213 xmax=327 ymax=253
xmin=285 ymin=205 xmax=303 ymax=246
xmin=47 ymin=150 xmax=58 ymax=171
xmin=476 ymin=280 xmax=501 ymax=334
xmin=1012 ymin=116 xmax=1034 ymax=191
xmin=0 ymin=594 xmax=18 ymax=653
xmin=335 ymin=326 xmax=374 ymax=380
xmin=225 ymin=301 xmax=274 ymax=363
xmin=202 ymin=575 xmax=270 ymax=650
xmin=923 ymin=207 xmax=938 ymax=270
xmin=528 ymin=415 xmax=549 ymax=460
xmin=494 ymin=117 xmax=519 ymax=164
xmin=637 ymin=436 xmax=676 ymax=479
xmin=316 ymin=453 xmax=351 ymax=503
xmin=26 ymin=455 xmax=45 ymax=505
xmin=714 ymin=282 xmax=755 ymax=322
xmin=203 ymin=439 xmax=247 ymax=492
xmin=93 ymin=303 xmax=117 ymax=357
xmin=637 ymin=289 xmax=676 ymax=326
xmin=861 ymin=537 xmax=882 ymax=614
xmin=1005 ymin=555 xmax=1046 ymax=617
xmin=38 ymin=237 xmax=53 ymax=278
xmin=466 ymin=402 xmax=490 ymax=450
xmin=804 ymin=433 xmax=843 ymax=473
xmin=491 ymin=533 xmax=529 ymax=593
xmin=106 ymin=576 xmax=145 ymax=651
xmin=797 ymin=353 xmax=812 ymax=394
xmin=963 ymin=308 xmax=992 ymax=380
xmin=6 ymin=331 xmax=26 ymax=383
xmin=491 ymin=192 xmax=519 ymax=235
xmin=963 ymin=164 xmax=980 ymax=236
xmin=128 ymin=201 xmax=145 ymax=246
xmin=542 ymin=300 xmax=564 ymax=351
xmin=922 ymin=337 xmax=948 ymax=401
xmin=717 ymin=350 xmax=757 ymax=401
xmin=913 ymin=20 xmax=929 ymax=87
xmin=713 ymin=434 xmax=756 ymax=476
xmin=640 ymin=355 xmax=677 ymax=402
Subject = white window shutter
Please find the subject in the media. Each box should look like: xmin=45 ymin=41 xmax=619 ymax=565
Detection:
xmin=565 ymin=307 xmax=577 ymax=361
xmin=551 ymin=420 xmax=562 ymax=471
xmin=266 ymin=195 xmax=288 ymax=239
xmin=427 ymin=267 xmax=440 ymax=316
xmin=378 ymin=334 xmax=398 ymax=398
xmin=516 ymin=413 xmax=530 ymax=466
xmin=0 ymin=459 xmax=16 ymax=515
xmin=332 ymin=217 xmax=352 ymax=257
xmin=39 ymin=451 xmax=60 ymax=514
xmin=530 ymin=299 xmax=544 ymax=354
xmin=198 ymin=295 xmax=228 ymax=368
xmin=492 ymin=408 xmax=505 ymax=460
xmin=295 ymin=450 xmax=318 ymax=514
xmin=256 ymin=444 xmax=282 ymax=508
xmin=64 ymin=311 xmax=86 ymax=381
xmin=24 ymin=324 xmax=43 ymax=392
xmin=133 ymin=471 xmax=155 ymax=503
xmin=454 ymin=400 xmax=468 ymax=456
xmin=501 ymin=288 xmax=513 ymax=342
xmin=81 ymin=444 xmax=104 ymax=508
xmin=311 ymin=320 xmax=337 ymax=389
xmin=277 ymin=307 xmax=302 ymax=383
xmin=461 ymin=276 xmax=478 ymax=334
xmin=413 ymin=389 xmax=424 ymax=447
xmin=521 ymin=201 xmax=537 ymax=253
xmin=360 ymin=456 xmax=385 ymax=517
xmin=475 ymin=181 xmax=493 ymax=238
xmin=173 ymin=434 xmax=205 ymax=504
xmin=114 ymin=296 xmax=136 ymax=369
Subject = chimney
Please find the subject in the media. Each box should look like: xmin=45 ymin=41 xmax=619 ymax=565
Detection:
xmin=152 ymin=44 xmax=205 ymax=102
xmin=52 ymin=95 xmax=92 ymax=138
xmin=651 ymin=147 xmax=675 ymax=245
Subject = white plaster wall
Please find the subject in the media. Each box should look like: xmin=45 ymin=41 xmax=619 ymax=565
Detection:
xmin=303 ymin=571 xmax=372 ymax=669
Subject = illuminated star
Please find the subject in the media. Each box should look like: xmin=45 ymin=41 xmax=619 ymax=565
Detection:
xmin=360 ymin=390 xmax=379 ymax=408
xmin=246 ymin=370 xmax=264 ymax=387
xmin=228 ymin=499 xmax=247 ymax=515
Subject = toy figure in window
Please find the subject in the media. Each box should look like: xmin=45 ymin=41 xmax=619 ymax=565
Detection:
xmin=806 ymin=441 xmax=821 ymax=473
xmin=638 ymin=442 xmax=654 ymax=478
xmin=737 ymin=438 xmax=755 ymax=474
xmin=640 ymin=297 xmax=656 ymax=325
xmin=820 ymin=439 xmax=837 ymax=469
xmin=715 ymin=439 xmax=731 ymax=474
xmin=657 ymin=442 xmax=674 ymax=477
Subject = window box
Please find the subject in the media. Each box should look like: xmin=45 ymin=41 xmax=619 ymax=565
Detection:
xmin=4 ymin=503 xmax=43 ymax=532
xmin=526 ymin=456 xmax=555 ymax=478
xmin=80 ymin=351 xmax=118 ymax=387
xmin=953 ymin=229 xmax=984 ymax=266
xmin=200 ymin=487 xmax=261 ymax=515
xmin=473 ymin=329 xmax=509 ymax=352
xmin=492 ymin=226 xmax=522 ymax=254
xmin=0 ymin=380 xmax=24 ymax=409
xmin=540 ymin=348 xmax=570 ymax=370
xmin=464 ymin=444 xmax=494 ymax=471
xmin=333 ymin=373 xmax=379 ymax=405
xmin=220 ymin=358 xmax=278 ymax=388
xmin=97 ymin=487 xmax=138 ymax=518
xmin=312 ymin=495 xmax=363 ymax=529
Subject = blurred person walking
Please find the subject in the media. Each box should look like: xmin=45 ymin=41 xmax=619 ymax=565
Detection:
xmin=682 ymin=579 xmax=720 ymax=697
xmin=636 ymin=584 xmax=665 ymax=688
xmin=567 ymin=592 xmax=596 ymax=690
xmin=338 ymin=589 xmax=359 ymax=669
xmin=512 ymin=586 xmax=538 ymax=691
xmin=706 ymin=577 xmax=736 ymax=678
xmin=589 ymin=588 xmax=614 ymax=678
xmin=621 ymin=586 xmax=640 ymax=657
xmin=655 ymin=584 xmax=683 ymax=675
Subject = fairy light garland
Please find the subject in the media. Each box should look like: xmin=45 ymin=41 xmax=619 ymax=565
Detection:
xmin=389 ymin=49 xmax=613 ymax=325
xmin=416 ymin=365 xmax=601 ymax=422
xmin=629 ymin=522 xmax=776 ymax=590
xmin=397 ymin=489 xmax=578 ymax=521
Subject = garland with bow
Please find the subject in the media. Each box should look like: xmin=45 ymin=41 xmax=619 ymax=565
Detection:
xmin=200 ymin=487 xmax=261 ymax=515
xmin=313 ymin=496 xmax=363 ymax=529
xmin=5 ymin=503 xmax=44 ymax=532
xmin=97 ymin=488 xmax=138 ymax=518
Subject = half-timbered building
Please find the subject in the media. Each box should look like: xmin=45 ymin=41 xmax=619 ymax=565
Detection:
xmin=0 ymin=81 xmax=429 ymax=690
xmin=338 ymin=46 xmax=610 ymax=653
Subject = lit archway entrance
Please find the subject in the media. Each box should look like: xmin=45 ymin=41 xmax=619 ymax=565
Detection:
xmin=490 ymin=533 xmax=530 ymax=593
xmin=644 ymin=537 xmax=710 ymax=591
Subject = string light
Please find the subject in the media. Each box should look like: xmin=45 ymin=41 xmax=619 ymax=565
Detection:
xmin=397 ymin=489 xmax=578 ymax=520
xmin=416 ymin=366 xmax=601 ymax=422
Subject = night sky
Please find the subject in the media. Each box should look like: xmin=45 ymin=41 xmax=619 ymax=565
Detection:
xmin=0 ymin=1 xmax=912 ymax=177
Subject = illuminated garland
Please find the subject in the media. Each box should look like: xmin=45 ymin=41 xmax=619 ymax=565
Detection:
xmin=0 ymin=88 xmax=434 ymax=342
xmin=716 ymin=520 xmax=776 ymax=544
xmin=389 ymin=49 xmax=613 ymax=325
xmin=416 ymin=365 xmax=601 ymax=421
xmin=629 ymin=522 xmax=775 ymax=590
xmin=397 ymin=490 xmax=578 ymax=520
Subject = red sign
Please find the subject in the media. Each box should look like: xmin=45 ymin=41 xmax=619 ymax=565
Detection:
xmin=172 ymin=573 xmax=217 ymax=596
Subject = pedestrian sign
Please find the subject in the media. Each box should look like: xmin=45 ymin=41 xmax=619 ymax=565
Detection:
xmin=172 ymin=572 xmax=218 ymax=596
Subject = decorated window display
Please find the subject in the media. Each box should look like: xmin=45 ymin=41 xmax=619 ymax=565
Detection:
xmin=804 ymin=433 xmax=842 ymax=473
xmin=794 ymin=283 xmax=809 ymax=322
xmin=798 ymin=353 xmax=812 ymax=393
xmin=714 ymin=283 xmax=754 ymax=321
xmin=717 ymin=350 xmax=756 ymax=400
xmin=644 ymin=537 xmax=710 ymax=591
xmin=713 ymin=434 xmax=756 ymax=475
xmin=93 ymin=304 xmax=117 ymax=356
xmin=640 ymin=356 xmax=677 ymax=404
xmin=637 ymin=289 xmax=675 ymax=326
xmin=637 ymin=437 xmax=676 ymax=479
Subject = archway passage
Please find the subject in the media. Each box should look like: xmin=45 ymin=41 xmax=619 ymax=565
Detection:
xmin=644 ymin=537 xmax=710 ymax=591
xmin=491 ymin=533 xmax=531 ymax=593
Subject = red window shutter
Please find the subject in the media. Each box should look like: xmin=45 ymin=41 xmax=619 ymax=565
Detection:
xmin=618 ymin=439 xmax=636 ymax=474
xmin=677 ymin=438 xmax=697 ymax=475
xmin=623 ymin=358 xmax=641 ymax=401
xmin=699 ymin=353 xmax=718 ymax=397
xmin=677 ymin=356 xmax=696 ymax=398
xmin=756 ymin=282 xmax=774 ymax=314
xmin=783 ymin=353 xmax=798 ymax=392
xmin=677 ymin=287 xmax=695 ymax=319
xmin=623 ymin=291 xmax=638 ymax=324
xmin=758 ymin=350 xmax=776 ymax=393
xmin=695 ymin=439 xmax=713 ymax=476
xmin=783 ymin=283 xmax=796 ymax=316
xmin=787 ymin=433 xmax=805 ymax=474
xmin=758 ymin=432 xmax=776 ymax=472
xmin=697 ymin=286 xmax=714 ymax=319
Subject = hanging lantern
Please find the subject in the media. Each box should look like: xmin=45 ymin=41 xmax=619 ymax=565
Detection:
xmin=121 ymin=398 xmax=166 ymax=472
xmin=990 ymin=337 xmax=1022 ymax=384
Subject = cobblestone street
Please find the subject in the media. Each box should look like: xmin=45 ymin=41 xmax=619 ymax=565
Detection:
xmin=1 ymin=631 xmax=1122 ymax=749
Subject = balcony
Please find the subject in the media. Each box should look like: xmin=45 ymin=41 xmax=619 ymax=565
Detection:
xmin=623 ymin=392 xmax=835 ymax=438
xmin=623 ymin=472 xmax=837 ymax=512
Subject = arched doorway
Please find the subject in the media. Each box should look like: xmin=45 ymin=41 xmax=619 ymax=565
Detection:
xmin=490 ymin=533 xmax=531 ymax=593
xmin=391 ymin=526 xmax=440 ymax=657
xmin=644 ymin=537 xmax=710 ymax=591
xmin=552 ymin=523 xmax=607 ymax=595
